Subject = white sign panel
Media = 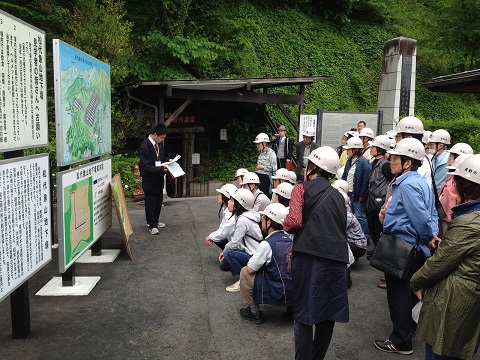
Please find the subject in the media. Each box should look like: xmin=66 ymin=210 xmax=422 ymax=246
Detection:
xmin=318 ymin=111 xmax=379 ymax=148
xmin=57 ymin=158 xmax=112 ymax=272
xmin=192 ymin=153 xmax=200 ymax=165
xmin=0 ymin=154 xmax=52 ymax=302
xmin=0 ymin=11 xmax=48 ymax=152
xmin=298 ymin=114 xmax=317 ymax=142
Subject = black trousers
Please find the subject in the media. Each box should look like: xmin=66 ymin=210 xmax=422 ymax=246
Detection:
xmin=294 ymin=320 xmax=335 ymax=360
xmin=256 ymin=172 xmax=272 ymax=199
xmin=367 ymin=210 xmax=383 ymax=246
xmin=277 ymin=157 xmax=286 ymax=169
xmin=144 ymin=191 xmax=163 ymax=228
xmin=385 ymin=252 xmax=426 ymax=349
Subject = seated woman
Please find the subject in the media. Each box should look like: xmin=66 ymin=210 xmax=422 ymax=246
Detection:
xmin=205 ymin=183 xmax=237 ymax=270
xmin=220 ymin=188 xmax=262 ymax=293
xmin=239 ymin=203 xmax=293 ymax=324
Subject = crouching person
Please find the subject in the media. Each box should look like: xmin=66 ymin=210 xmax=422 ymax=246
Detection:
xmin=239 ymin=203 xmax=293 ymax=324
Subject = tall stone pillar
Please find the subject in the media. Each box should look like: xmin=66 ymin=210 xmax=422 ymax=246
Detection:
xmin=377 ymin=37 xmax=417 ymax=134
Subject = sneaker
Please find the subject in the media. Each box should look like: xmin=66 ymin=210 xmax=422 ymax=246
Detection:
xmin=374 ymin=339 xmax=413 ymax=355
xmin=240 ymin=306 xmax=264 ymax=324
xmin=149 ymin=227 xmax=159 ymax=235
xmin=226 ymin=279 xmax=240 ymax=293
xmin=377 ymin=281 xmax=387 ymax=289
xmin=158 ymin=222 xmax=165 ymax=228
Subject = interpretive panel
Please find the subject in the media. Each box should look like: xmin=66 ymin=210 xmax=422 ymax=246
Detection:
xmin=298 ymin=114 xmax=317 ymax=142
xmin=317 ymin=111 xmax=380 ymax=148
xmin=110 ymin=174 xmax=133 ymax=259
xmin=57 ymin=158 xmax=112 ymax=272
xmin=0 ymin=154 xmax=51 ymax=302
xmin=53 ymin=39 xmax=111 ymax=166
xmin=0 ymin=10 xmax=48 ymax=152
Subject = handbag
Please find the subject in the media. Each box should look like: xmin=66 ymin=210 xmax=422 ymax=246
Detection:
xmin=369 ymin=233 xmax=418 ymax=279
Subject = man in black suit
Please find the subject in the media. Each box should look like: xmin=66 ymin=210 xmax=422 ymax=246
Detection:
xmin=295 ymin=127 xmax=319 ymax=181
xmin=139 ymin=124 xmax=170 ymax=235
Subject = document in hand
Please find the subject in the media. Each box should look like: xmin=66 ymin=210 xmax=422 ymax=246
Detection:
xmin=164 ymin=161 xmax=185 ymax=178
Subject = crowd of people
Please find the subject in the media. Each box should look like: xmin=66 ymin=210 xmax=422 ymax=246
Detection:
xmin=147 ymin=119 xmax=478 ymax=360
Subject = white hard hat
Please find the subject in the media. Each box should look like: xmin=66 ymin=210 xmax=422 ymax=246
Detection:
xmin=272 ymin=168 xmax=291 ymax=181
xmin=336 ymin=165 xmax=345 ymax=180
xmin=345 ymin=130 xmax=359 ymax=138
xmin=338 ymin=190 xmax=350 ymax=207
xmin=422 ymin=130 xmax=432 ymax=145
xmin=288 ymin=171 xmax=297 ymax=184
xmin=259 ymin=203 xmax=289 ymax=225
xmin=306 ymin=146 xmax=340 ymax=175
xmin=369 ymin=135 xmax=391 ymax=151
xmin=239 ymin=172 xmax=260 ymax=185
xmin=332 ymin=179 xmax=349 ymax=194
xmin=454 ymin=154 xmax=480 ymax=185
xmin=302 ymin=127 xmax=316 ymax=137
xmin=395 ymin=116 xmax=424 ymax=135
xmin=359 ymin=127 xmax=375 ymax=139
xmin=235 ymin=168 xmax=249 ymax=178
xmin=272 ymin=182 xmax=294 ymax=199
xmin=429 ymin=129 xmax=451 ymax=145
xmin=385 ymin=130 xmax=397 ymax=139
xmin=231 ymin=188 xmax=255 ymax=211
xmin=388 ymin=138 xmax=425 ymax=161
xmin=253 ymin=132 xmax=270 ymax=143
xmin=343 ymin=136 xmax=363 ymax=150
xmin=447 ymin=153 xmax=473 ymax=171
xmin=449 ymin=142 xmax=473 ymax=156
xmin=216 ymin=184 xmax=238 ymax=198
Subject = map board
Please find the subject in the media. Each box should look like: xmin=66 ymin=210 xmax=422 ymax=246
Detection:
xmin=57 ymin=158 xmax=112 ymax=272
xmin=53 ymin=40 xmax=111 ymax=166
xmin=0 ymin=154 xmax=52 ymax=302
xmin=317 ymin=110 xmax=381 ymax=148
xmin=0 ymin=10 xmax=48 ymax=152
xmin=110 ymin=174 xmax=133 ymax=260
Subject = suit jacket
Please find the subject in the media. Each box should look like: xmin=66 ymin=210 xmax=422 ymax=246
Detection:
xmin=295 ymin=141 xmax=319 ymax=177
xmin=272 ymin=136 xmax=293 ymax=160
xmin=139 ymin=137 xmax=169 ymax=193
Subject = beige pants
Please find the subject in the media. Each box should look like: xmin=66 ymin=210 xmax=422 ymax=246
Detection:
xmin=240 ymin=267 xmax=256 ymax=306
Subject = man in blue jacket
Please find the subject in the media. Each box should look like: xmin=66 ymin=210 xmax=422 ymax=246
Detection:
xmin=139 ymin=124 xmax=170 ymax=235
xmin=239 ymin=203 xmax=293 ymax=324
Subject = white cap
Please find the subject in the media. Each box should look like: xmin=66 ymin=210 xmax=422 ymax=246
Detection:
xmin=272 ymin=168 xmax=291 ymax=181
xmin=454 ymin=154 xmax=480 ymax=185
xmin=235 ymin=168 xmax=249 ymax=178
xmin=253 ymin=133 xmax=270 ymax=143
xmin=447 ymin=153 xmax=473 ymax=171
xmin=306 ymin=146 xmax=340 ymax=175
xmin=358 ymin=127 xmax=375 ymax=139
xmin=239 ymin=172 xmax=260 ymax=185
xmin=259 ymin=203 xmax=289 ymax=225
xmin=288 ymin=171 xmax=297 ymax=184
xmin=332 ymin=179 xmax=349 ymax=194
xmin=343 ymin=136 xmax=363 ymax=150
xmin=388 ymin=138 xmax=425 ymax=161
xmin=369 ymin=135 xmax=391 ymax=151
xmin=429 ymin=129 xmax=451 ymax=145
xmin=272 ymin=182 xmax=294 ymax=199
xmin=231 ymin=188 xmax=255 ymax=210
xmin=215 ymin=184 xmax=238 ymax=198
xmin=302 ymin=127 xmax=316 ymax=137
xmin=395 ymin=116 xmax=424 ymax=135
xmin=449 ymin=142 xmax=473 ymax=156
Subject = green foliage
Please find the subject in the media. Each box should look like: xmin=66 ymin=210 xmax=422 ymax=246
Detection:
xmin=58 ymin=0 xmax=133 ymax=85
xmin=423 ymin=117 xmax=480 ymax=154
xmin=204 ymin=119 xmax=264 ymax=183
xmin=110 ymin=154 xmax=139 ymax=198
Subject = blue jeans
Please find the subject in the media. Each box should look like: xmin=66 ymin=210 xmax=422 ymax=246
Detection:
xmin=351 ymin=199 xmax=369 ymax=238
xmin=222 ymin=247 xmax=251 ymax=276
xmin=425 ymin=344 xmax=462 ymax=360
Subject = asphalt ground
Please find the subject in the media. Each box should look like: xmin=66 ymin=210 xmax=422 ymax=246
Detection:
xmin=1 ymin=196 xmax=477 ymax=360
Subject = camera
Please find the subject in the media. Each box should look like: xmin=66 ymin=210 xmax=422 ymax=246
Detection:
xmin=274 ymin=133 xmax=280 ymax=138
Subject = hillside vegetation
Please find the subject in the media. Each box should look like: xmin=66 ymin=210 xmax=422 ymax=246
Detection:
xmin=2 ymin=0 xmax=480 ymax=185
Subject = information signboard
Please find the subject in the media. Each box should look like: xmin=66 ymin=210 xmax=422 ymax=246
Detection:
xmin=57 ymin=158 xmax=112 ymax=272
xmin=298 ymin=114 xmax=317 ymax=142
xmin=317 ymin=110 xmax=380 ymax=148
xmin=53 ymin=40 xmax=111 ymax=166
xmin=0 ymin=154 xmax=52 ymax=302
xmin=0 ymin=10 xmax=48 ymax=152
xmin=110 ymin=174 xmax=133 ymax=260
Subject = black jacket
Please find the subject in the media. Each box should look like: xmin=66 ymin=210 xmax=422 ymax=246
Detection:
xmin=139 ymin=137 xmax=169 ymax=193
xmin=293 ymin=178 xmax=348 ymax=263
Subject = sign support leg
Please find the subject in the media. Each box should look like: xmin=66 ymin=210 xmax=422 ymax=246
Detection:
xmin=62 ymin=263 xmax=76 ymax=286
xmin=10 ymin=281 xmax=31 ymax=339
xmin=91 ymin=238 xmax=103 ymax=256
